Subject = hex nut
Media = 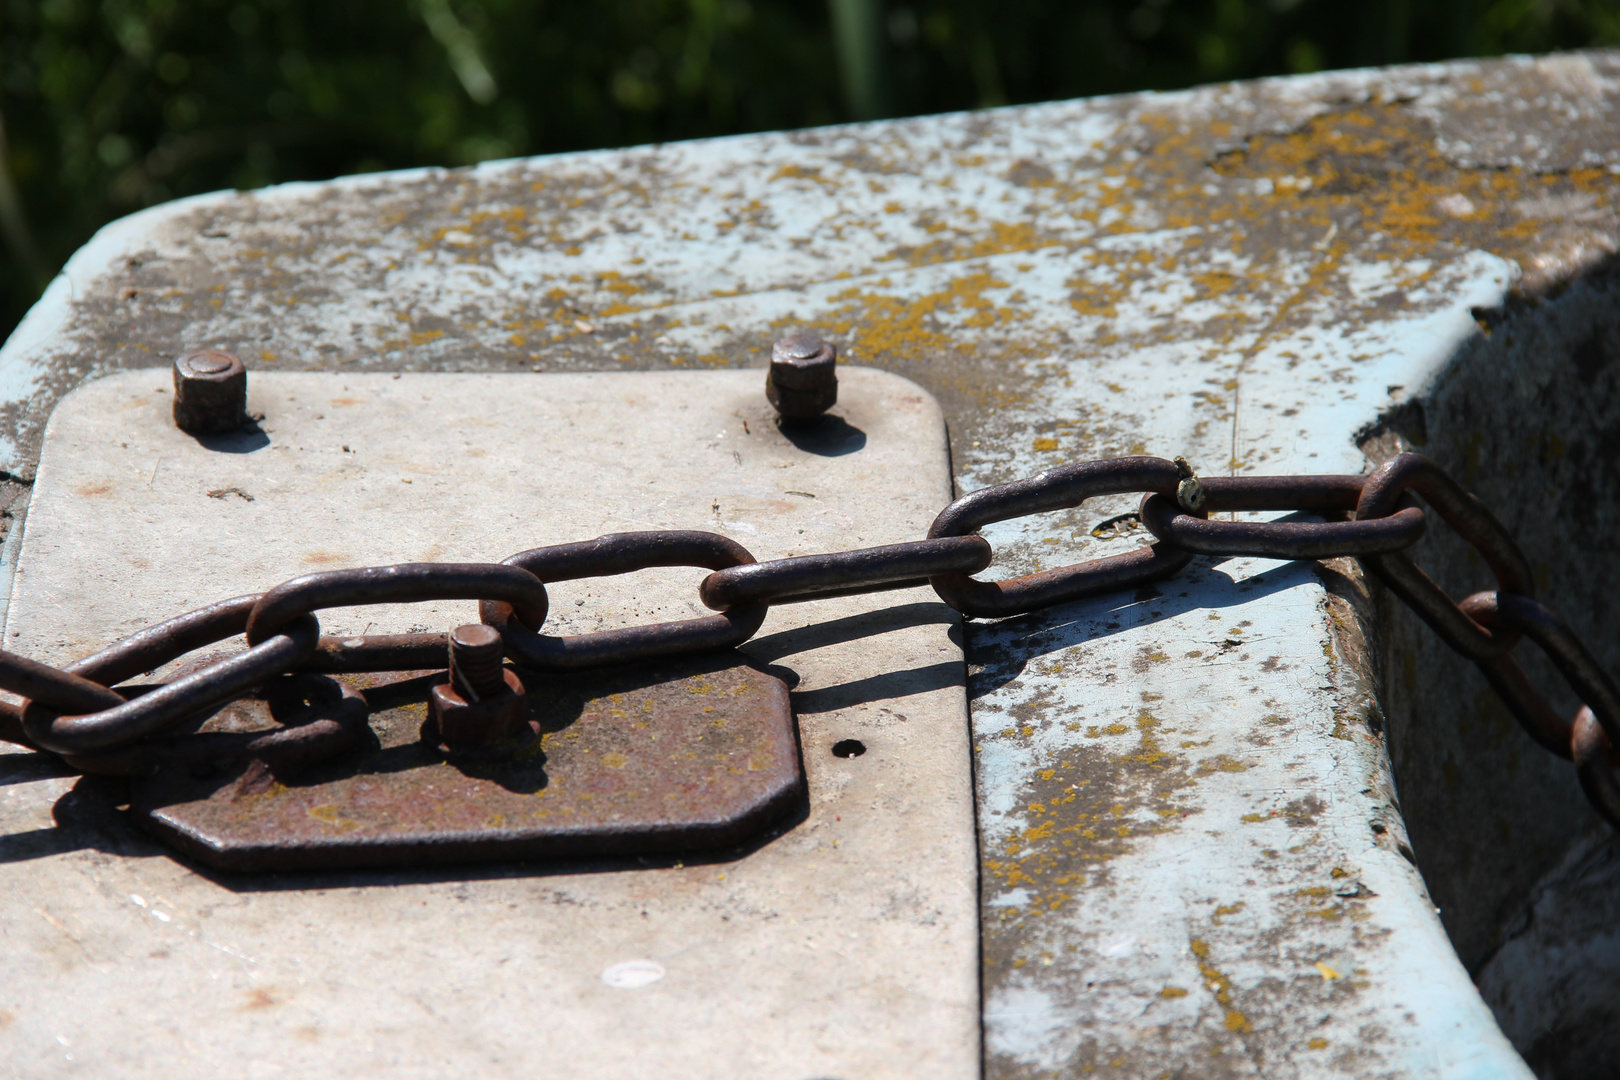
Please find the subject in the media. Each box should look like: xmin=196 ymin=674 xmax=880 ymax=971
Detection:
xmin=173 ymin=350 xmax=248 ymax=435
xmin=427 ymin=668 xmax=536 ymax=758
xmin=766 ymin=334 xmax=837 ymax=419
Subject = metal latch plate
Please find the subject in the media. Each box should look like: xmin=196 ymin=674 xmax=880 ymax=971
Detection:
xmin=135 ymin=656 xmax=799 ymax=872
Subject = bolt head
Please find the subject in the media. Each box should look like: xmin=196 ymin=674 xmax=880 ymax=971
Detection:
xmin=450 ymin=622 xmax=502 ymax=651
xmin=173 ymin=350 xmax=248 ymax=435
xmin=767 ymin=334 xmax=837 ymax=419
xmin=181 ymin=353 xmax=232 ymax=376
xmin=773 ymin=335 xmax=828 ymax=362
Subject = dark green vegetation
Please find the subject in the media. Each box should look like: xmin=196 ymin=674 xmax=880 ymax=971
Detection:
xmin=2 ymin=0 xmax=1616 ymax=340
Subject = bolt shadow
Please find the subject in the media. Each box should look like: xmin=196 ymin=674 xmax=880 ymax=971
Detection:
xmin=776 ymin=415 xmax=866 ymax=457
xmin=191 ymin=418 xmax=270 ymax=454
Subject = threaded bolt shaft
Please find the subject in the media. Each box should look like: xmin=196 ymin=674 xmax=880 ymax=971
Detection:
xmin=448 ymin=623 xmax=507 ymax=702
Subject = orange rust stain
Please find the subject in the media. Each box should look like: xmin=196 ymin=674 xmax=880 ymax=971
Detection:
xmin=241 ymin=988 xmax=279 ymax=1010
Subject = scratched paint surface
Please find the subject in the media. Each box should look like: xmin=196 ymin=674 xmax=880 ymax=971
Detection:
xmin=2 ymin=50 xmax=1618 ymax=1077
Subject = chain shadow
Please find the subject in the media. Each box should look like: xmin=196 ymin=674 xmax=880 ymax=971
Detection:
xmin=0 ymin=752 xmax=121 ymax=865
xmin=741 ymin=599 xmax=966 ymax=713
xmin=0 ymin=751 xmax=74 ymax=788
xmin=0 ymin=771 xmax=166 ymax=865
xmin=965 ymin=554 xmax=1325 ymax=700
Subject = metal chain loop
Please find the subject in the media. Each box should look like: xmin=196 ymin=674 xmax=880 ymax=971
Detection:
xmin=0 ymin=451 xmax=1616 ymax=833
xmin=68 ymin=595 xmax=260 ymax=689
xmin=21 ymin=614 xmax=322 ymax=754
xmin=62 ymin=674 xmax=368 ymax=777
xmin=1356 ymin=453 xmax=1535 ymax=661
xmin=1140 ymin=474 xmax=1427 ymax=559
xmin=482 ymin=532 xmax=768 ymax=670
xmin=699 ymin=536 xmax=991 ymax=609
xmin=247 ymin=563 xmax=550 ymax=645
xmin=1573 ymin=709 xmax=1620 ymax=830
xmin=1460 ymin=589 xmax=1620 ymax=749
xmin=927 ymin=457 xmax=1191 ymax=618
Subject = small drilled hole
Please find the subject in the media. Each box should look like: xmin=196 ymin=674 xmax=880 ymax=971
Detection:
xmin=832 ymin=739 xmax=866 ymax=758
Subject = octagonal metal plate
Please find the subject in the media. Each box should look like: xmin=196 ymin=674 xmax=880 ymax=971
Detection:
xmin=133 ymin=655 xmax=800 ymax=872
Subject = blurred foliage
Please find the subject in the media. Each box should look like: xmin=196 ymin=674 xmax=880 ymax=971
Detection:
xmin=1 ymin=0 xmax=1617 ymax=340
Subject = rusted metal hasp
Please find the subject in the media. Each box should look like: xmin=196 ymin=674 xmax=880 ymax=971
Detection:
xmin=130 ymin=653 xmax=801 ymax=872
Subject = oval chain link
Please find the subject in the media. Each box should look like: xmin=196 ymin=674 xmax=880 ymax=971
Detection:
xmin=926 ymin=457 xmax=1191 ymax=618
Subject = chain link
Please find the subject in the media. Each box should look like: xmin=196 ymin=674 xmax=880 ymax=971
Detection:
xmin=926 ymin=457 xmax=1193 ymax=617
xmin=2 ymin=451 xmax=1616 ymax=831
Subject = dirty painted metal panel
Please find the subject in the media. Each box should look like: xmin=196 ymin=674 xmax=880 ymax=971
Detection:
xmin=0 ymin=369 xmax=978 ymax=1079
xmin=1 ymin=50 xmax=1617 ymax=1077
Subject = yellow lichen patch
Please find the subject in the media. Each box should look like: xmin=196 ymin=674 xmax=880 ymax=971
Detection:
xmin=770 ymin=163 xmax=837 ymax=187
xmin=889 ymin=218 xmax=1054 ymax=268
xmin=1224 ymin=1010 xmax=1251 ymax=1033
xmin=1160 ymin=986 xmax=1189 ymax=998
xmin=819 ymin=270 xmax=1024 ymax=367
xmin=1315 ymin=961 xmax=1342 ymax=980
xmin=1201 ymin=100 xmax=1620 ymax=272
xmin=306 ymin=804 xmax=359 ymax=832
xmin=1307 ymin=1037 xmax=1330 ymax=1050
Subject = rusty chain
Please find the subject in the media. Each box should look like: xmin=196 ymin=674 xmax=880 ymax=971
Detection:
xmin=1 ymin=450 xmax=1616 ymax=833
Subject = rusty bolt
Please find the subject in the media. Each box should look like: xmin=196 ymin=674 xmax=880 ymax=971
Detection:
xmin=766 ymin=334 xmax=837 ymax=420
xmin=173 ymin=350 xmax=247 ymax=435
xmin=427 ymin=623 xmax=535 ymax=757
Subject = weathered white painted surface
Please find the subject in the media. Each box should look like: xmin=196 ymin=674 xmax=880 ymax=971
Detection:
xmin=0 ymin=369 xmax=978 ymax=1079
xmin=2 ymin=51 xmax=1617 ymax=1078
